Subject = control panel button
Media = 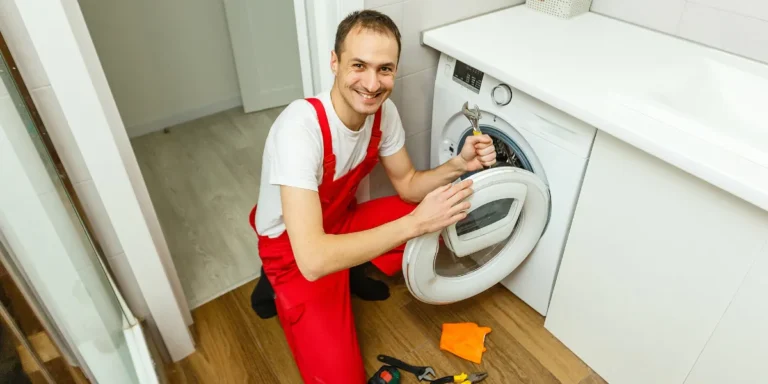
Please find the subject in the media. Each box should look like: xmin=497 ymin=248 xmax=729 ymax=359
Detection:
xmin=492 ymin=84 xmax=513 ymax=106
xmin=443 ymin=139 xmax=455 ymax=155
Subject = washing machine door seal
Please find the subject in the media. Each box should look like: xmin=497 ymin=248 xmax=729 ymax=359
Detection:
xmin=403 ymin=166 xmax=550 ymax=305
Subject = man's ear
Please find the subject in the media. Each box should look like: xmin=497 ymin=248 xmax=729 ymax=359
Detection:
xmin=330 ymin=50 xmax=339 ymax=76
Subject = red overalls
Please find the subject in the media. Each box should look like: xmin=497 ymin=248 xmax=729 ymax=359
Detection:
xmin=248 ymin=98 xmax=416 ymax=383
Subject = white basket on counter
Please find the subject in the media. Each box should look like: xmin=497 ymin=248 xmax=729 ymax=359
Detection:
xmin=526 ymin=0 xmax=592 ymax=18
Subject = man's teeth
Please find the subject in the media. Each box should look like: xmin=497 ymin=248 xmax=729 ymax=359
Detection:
xmin=359 ymin=92 xmax=378 ymax=99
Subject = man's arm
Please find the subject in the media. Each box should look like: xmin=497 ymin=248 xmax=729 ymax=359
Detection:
xmin=281 ymin=180 xmax=473 ymax=281
xmin=381 ymin=135 xmax=496 ymax=203
xmin=380 ymin=148 xmax=466 ymax=203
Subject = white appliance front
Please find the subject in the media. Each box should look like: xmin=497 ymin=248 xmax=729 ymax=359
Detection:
xmin=402 ymin=53 xmax=595 ymax=315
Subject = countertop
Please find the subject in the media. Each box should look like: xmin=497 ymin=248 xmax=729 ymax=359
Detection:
xmin=422 ymin=5 xmax=768 ymax=212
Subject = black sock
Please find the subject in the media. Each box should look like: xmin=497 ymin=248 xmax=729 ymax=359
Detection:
xmin=349 ymin=262 xmax=390 ymax=301
xmin=251 ymin=267 xmax=277 ymax=319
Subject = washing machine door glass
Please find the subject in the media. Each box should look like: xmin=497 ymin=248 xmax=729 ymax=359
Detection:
xmin=403 ymin=166 xmax=550 ymax=305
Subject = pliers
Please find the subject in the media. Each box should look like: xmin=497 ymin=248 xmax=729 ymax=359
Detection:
xmin=431 ymin=372 xmax=488 ymax=384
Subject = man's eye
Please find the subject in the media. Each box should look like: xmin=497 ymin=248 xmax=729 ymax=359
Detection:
xmin=381 ymin=67 xmax=392 ymax=72
xmin=353 ymin=63 xmax=363 ymax=68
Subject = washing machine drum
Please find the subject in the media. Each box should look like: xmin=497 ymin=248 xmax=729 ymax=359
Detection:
xmin=403 ymin=166 xmax=550 ymax=305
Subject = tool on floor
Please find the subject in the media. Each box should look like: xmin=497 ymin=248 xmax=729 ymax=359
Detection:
xmin=462 ymin=102 xmax=482 ymax=136
xmin=431 ymin=372 xmax=488 ymax=384
xmin=377 ymin=354 xmax=437 ymax=382
xmin=368 ymin=365 xmax=401 ymax=384
xmin=439 ymin=322 xmax=492 ymax=364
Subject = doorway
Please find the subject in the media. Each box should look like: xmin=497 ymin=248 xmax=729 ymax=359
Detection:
xmin=75 ymin=0 xmax=305 ymax=308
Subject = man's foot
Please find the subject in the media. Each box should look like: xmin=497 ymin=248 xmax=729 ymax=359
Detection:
xmin=251 ymin=268 xmax=277 ymax=319
xmin=349 ymin=262 xmax=390 ymax=301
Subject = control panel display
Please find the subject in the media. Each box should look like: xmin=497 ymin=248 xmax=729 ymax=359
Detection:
xmin=452 ymin=60 xmax=483 ymax=93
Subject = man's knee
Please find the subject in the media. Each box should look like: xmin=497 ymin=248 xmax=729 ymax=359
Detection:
xmin=363 ymin=195 xmax=417 ymax=222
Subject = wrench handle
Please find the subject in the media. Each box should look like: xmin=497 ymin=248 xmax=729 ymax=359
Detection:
xmin=377 ymin=355 xmax=422 ymax=375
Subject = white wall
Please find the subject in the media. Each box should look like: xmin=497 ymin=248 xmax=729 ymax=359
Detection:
xmin=77 ymin=0 xmax=242 ymax=137
xmin=363 ymin=0 xmax=525 ymax=198
xmin=591 ymin=0 xmax=768 ymax=63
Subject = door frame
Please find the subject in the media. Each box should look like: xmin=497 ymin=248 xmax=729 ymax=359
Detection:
xmin=10 ymin=0 xmax=363 ymax=364
xmin=296 ymin=0 xmax=365 ymax=97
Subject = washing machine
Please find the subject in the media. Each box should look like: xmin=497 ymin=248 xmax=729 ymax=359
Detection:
xmin=402 ymin=53 xmax=597 ymax=315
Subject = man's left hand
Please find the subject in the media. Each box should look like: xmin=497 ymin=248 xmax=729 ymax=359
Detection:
xmin=459 ymin=134 xmax=496 ymax=172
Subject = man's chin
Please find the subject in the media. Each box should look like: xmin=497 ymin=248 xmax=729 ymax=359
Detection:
xmin=354 ymin=102 xmax=381 ymax=114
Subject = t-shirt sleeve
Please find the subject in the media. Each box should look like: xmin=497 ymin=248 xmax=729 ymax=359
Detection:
xmin=378 ymin=100 xmax=406 ymax=157
xmin=268 ymin=102 xmax=323 ymax=191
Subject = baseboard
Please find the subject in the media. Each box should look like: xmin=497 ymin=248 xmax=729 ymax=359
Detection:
xmin=187 ymin=269 xmax=261 ymax=310
xmin=127 ymin=96 xmax=243 ymax=138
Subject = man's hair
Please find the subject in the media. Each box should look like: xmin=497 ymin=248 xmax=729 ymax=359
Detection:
xmin=335 ymin=10 xmax=402 ymax=62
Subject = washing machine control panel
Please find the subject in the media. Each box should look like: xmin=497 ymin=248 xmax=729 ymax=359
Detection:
xmin=452 ymin=60 xmax=484 ymax=93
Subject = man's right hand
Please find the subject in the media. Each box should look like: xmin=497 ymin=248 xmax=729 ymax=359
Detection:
xmin=408 ymin=179 xmax=474 ymax=236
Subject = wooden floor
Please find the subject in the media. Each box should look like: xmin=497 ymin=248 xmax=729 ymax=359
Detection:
xmin=165 ymin=270 xmax=606 ymax=383
xmin=131 ymin=106 xmax=284 ymax=308
xmin=0 ymin=259 xmax=89 ymax=383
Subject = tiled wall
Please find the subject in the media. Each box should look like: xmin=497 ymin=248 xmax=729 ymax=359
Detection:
xmin=0 ymin=0 xmax=150 ymax=318
xmin=365 ymin=0 xmax=525 ymax=198
xmin=591 ymin=0 xmax=768 ymax=63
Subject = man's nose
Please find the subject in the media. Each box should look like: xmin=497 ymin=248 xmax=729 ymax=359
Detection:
xmin=362 ymin=70 xmax=380 ymax=92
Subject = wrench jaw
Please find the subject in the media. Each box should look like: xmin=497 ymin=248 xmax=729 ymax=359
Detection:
xmin=461 ymin=102 xmax=482 ymax=135
xmin=418 ymin=367 xmax=438 ymax=381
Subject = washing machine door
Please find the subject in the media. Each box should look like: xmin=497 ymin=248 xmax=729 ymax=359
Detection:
xmin=403 ymin=166 xmax=550 ymax=304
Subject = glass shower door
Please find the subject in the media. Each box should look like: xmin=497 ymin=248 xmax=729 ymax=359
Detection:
xmin=0 ymin=33 xmax=155 ymax=383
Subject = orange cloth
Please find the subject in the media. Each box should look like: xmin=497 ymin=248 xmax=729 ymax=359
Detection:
xmin=439 ymin=322 xmax=492 ymax=364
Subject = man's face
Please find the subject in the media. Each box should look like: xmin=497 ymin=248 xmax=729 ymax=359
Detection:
xmin=331 ymin=26 xmax=398 ymax=116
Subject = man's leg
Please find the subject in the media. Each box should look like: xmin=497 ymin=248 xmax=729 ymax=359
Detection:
xmin=250 ymin=267 xmax=277 ymax=319
xmin=252 ymin=261 xmax=393 ymax=319
xmin=275 ymin=270 xmax=367 ymax=384
xmin=251 ymin=196 xmax=416 ymax=318
xmin=343 ymin=196 xmax=418 ymax=276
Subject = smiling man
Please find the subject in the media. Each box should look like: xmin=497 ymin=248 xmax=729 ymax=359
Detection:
xmin=248 ymin=10 xmax=496 ymax=383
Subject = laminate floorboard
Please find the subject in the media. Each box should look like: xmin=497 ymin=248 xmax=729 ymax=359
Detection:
xmin=166 ymin=271 xmax=607 ymax=383
xmin=131 ymin=106 xmax=284 ymax=308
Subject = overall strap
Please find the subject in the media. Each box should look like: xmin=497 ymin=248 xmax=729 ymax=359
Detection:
xmin=366 ymin=107 xmax=384 ymax=158
xmin=305 ymin=98 xmax=336 ymax=184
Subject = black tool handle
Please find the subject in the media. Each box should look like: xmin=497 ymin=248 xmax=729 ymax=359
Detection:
xmin=377 ymin=355 xmax=422 ymax=375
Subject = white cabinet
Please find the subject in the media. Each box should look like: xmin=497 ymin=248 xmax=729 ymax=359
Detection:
xmin=684 ymin=241 xmax=768 ymax=384
xmin=544 ymin=131 xmax=768 ymax=384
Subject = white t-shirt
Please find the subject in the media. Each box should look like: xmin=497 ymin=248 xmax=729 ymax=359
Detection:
xmin=255 ymin=91 xmax=406 ymax=238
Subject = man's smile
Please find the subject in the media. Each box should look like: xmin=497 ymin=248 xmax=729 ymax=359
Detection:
xmin=355 ymin=89 xmax=382 ymax=100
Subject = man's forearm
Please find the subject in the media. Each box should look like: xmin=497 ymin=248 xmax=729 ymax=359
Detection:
xmin=400 ymin=156 xmax=467 ymax=202
xmin=296 ymin=215 xmax=422 ymax=281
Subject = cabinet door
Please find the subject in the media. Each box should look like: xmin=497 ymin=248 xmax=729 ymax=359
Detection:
xmin=544 ymin=131 xmax=768 ymax=384
xmin=684 ymin=242 xmax=768 ymax=384
xmin=224 ymin=0 xmax=304 ymax=113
